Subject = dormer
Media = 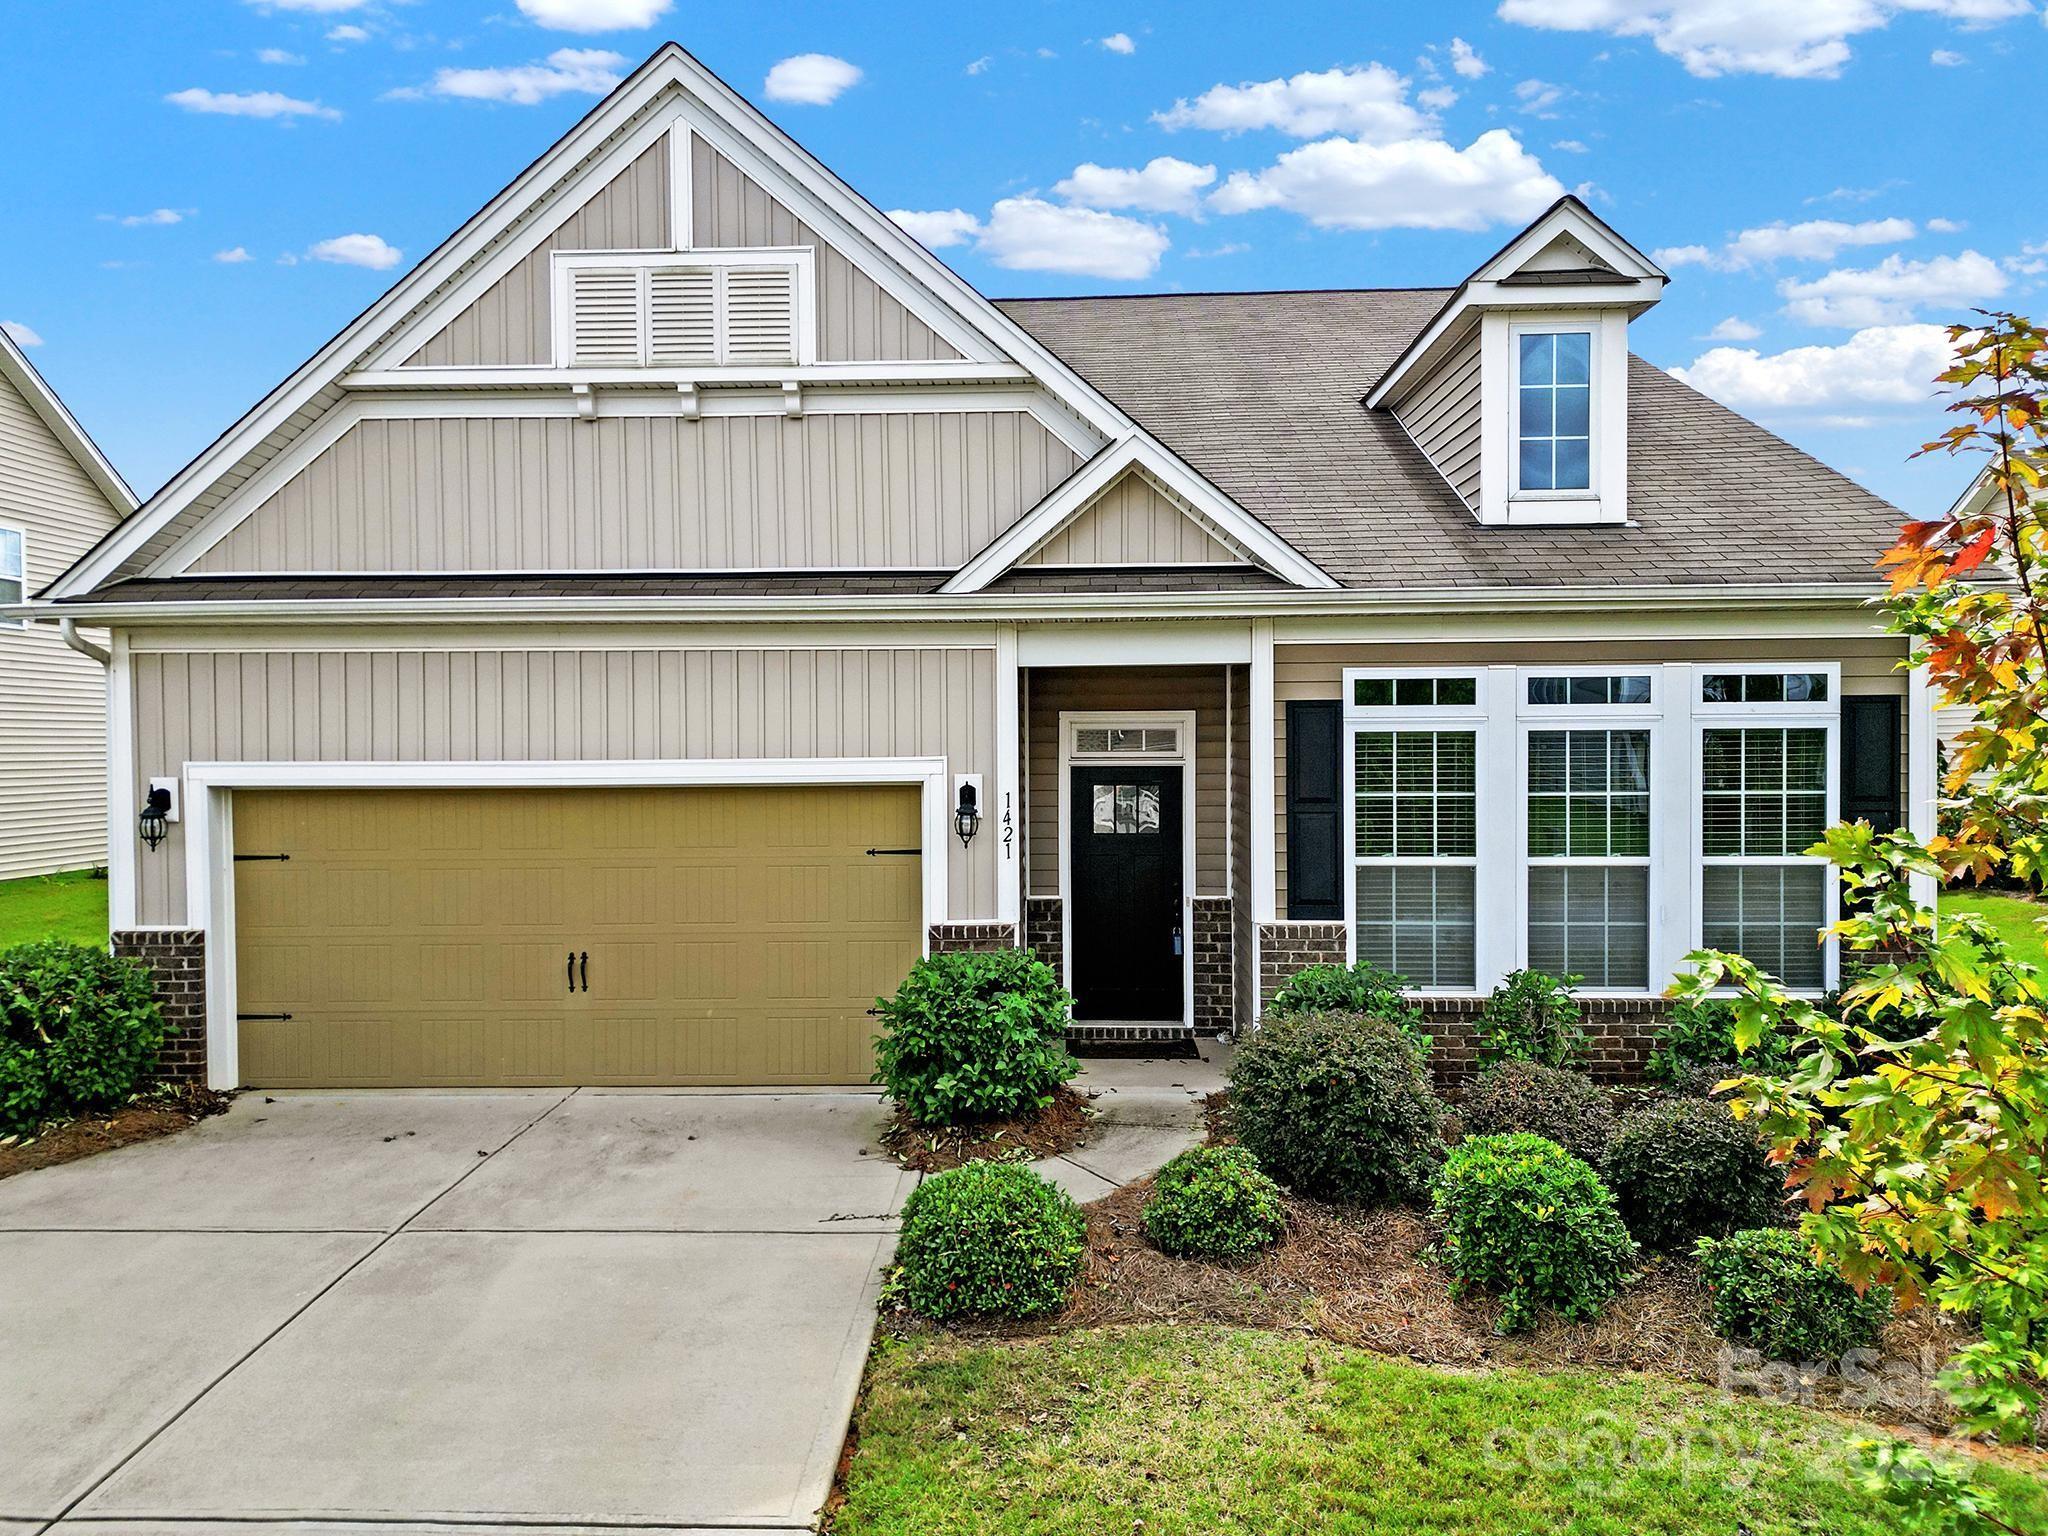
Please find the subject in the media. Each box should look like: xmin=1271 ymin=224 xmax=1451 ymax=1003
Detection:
xmin=1367 ymin=197 xmax=1666 ymax=528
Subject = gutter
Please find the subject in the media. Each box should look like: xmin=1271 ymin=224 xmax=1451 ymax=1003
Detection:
xmin=58 ymin=616 xmax=110 ymax=665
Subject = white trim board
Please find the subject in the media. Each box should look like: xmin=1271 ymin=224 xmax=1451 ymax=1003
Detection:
xmin=180 ymin=755 xmax=952 ymax=1091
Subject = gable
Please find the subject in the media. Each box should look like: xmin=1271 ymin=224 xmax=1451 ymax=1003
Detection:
xmin=0 ymin=365 xmax=129 ymax=594
xmin=1020 ymin=467 xmax=1248 ymax=566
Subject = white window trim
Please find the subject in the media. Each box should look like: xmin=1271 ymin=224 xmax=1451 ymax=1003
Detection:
xmin=549 ymin=247 xmax=818 ymax=371
xmin=1478 ymin=309 xmax=1629 ymax=527
xmin=1342 ymin=668 xmax=1491 ymax=997
xmin=0 ymin=523 xmax=23 ymax=628
xmin=1692 ymin=661 xmax=1842 ymax=996
xmin=1508 ymin=322 xmax=1596 ymax=503
xmin=1057 ymin=711 xmax=1197 ymax=1029
xmin=1520 ymin=665 xmax=1658 ymax=718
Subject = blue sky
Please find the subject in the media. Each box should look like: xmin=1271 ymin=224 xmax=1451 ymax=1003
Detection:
xmin=2 ymin=0 xmax=2042 ymax=515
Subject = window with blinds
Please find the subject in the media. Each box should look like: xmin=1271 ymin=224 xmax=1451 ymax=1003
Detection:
xmin=1701 ymin=727 xmax=1830 ymax=988
xmin=1352 ymin=729 xmax=1478 ymax=988
xmin=565 ymin=261 xmax=801 ymax=368
xmin=1526 ymin=728 xmax=1651 ymax=988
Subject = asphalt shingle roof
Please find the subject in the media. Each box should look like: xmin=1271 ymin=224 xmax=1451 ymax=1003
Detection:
xmin=998 ymin=290 xmax=1907 ymax=591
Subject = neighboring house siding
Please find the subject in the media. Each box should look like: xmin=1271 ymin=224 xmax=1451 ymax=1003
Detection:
xmin=691 ymin=137 xmax=962 ymax=364
xmin=0 ymin=372 xmax=117 ymax=879
xmin=1024 ymin=665 xmax=1229 ymax=898
xmin=1393 ymin=329 xmax=1482 ymax=510
xmin=405 ymin=137 xmax=671 ymax=368
xmin=128 ymin=642 xmax=999 ymax=926
xmin=1021 ymin=470 xmax=1243 ymax=566
xmin=189 ymin=411 xmax=1081 ymax=572
xmin=1271 ymin=635 xmax=1910 ymax=916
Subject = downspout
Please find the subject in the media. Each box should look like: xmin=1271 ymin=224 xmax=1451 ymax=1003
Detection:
xmin=58 ymin=615 xmax=110 ymax=666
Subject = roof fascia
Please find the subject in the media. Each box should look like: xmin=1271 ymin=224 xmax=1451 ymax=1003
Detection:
xmin=0 ymin=329 xmax=137 ymax=515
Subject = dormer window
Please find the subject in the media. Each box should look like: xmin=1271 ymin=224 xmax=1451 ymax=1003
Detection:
xmin=551 ymin=249 xmax=815 ymax=371
xmin=1514 ymin=329 xmax=1591 ymax=494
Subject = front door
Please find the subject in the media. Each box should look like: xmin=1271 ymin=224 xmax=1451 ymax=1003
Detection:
xmin=1068 ymin=766 xmax=1184 ymax=1021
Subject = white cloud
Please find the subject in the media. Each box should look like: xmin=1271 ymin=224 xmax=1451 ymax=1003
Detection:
xmin=1670 ymin=323 xmax=1953 ymax=411
xmin=2 ymin=322 xmax=44 ymax=348
xmin=1704 ymin=315 xmax=1762 ymax=340
xmin=1209 ymin=127 xmax=1565 ymax=232
xmin=258 ymin=48 xmax=305 ymax=65
xmin=417 ymin=49 xmax=626 ymax=105
xmin=104 ymin=207 xmax=192 ymax=227
xmin=308 ymin=232 xmax=403 ymax=270
xmin=515 ymin=0 xmax=672 ymax=30
xmin=966 ymin=55 xmax=992 ymax=75
xmin=165 ymin=87 xmax=340 ymax=120
xmin=326 ymin=23 xmax=369 ymax=41
xmin=1449 ymin=36 xmax=1490 ymax=76
xmin=887 ymin=208 xmax=983 ymax=248
xmin=1927 ymin=216 xmax=1964 ymax=233
xmin=1100 ymin=32 xmax=1136 ymax=53
xmin=1514 ymin=78 xmax=1567 ymax=115
xmin=1553 ymin=137 xmax=1589 ymax=151
xmin=1187 ymin=241 xmax=1251 ymax=258
xmin=1054 ymin=157 xmax=1217 ymax=215
xmin=1417 ymin=85 xmax=1460 ymax=109
xmin=1930 ymin=47 xmax=1967 ymax=63
xmin=214 ymin=247 xmax=254 ymax=263
xmin=1655 ymin=215 xmax=1916 ymax=271
xmin=1498 ymin=0 xmax=2033 ymax=80
xmin=975 ymin=198 xmax=1169 ymax=280
xmin=1152 ymin=63 xmax=1430 ymax=142
xmin=764 ymin=53 xmax=863 ymax=105
xmin=1778 ymin=249 xmax=2006 ymax=327
xmin=1654 ymin=243 xmax=1714 ymax=267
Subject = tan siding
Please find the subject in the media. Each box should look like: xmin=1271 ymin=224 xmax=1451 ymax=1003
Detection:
xmin=1394 ymin=329 xmax=1482 ymax=509
xmin=130 ymin=643 xmax=998 ymax=926
xmin=1273 ymin=635 xmax=1910 ymax=915
xmin=0 ymin=371 xmax=121 ymax=880
xmin=692 ymin=137 xmax=961 ymax=364
xmin=1022 ymin=470 xmax=1243 ymax=566
xmin=192 ymin=410 xmax=1081 ymax=572
xmin=1024 ymin=667 xmax=1228 ymax=897
xmin=406 ymin=138 xmax=671 ymax=368
xmin=1229 ymin=662 xmax=1254 ymax=1029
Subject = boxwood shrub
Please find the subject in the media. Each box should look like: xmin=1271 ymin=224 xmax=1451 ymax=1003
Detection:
xmin=1604 ymin=1096 xmax=1784 ymax=1251
xmin=1141 ymin=1146 xmax=1286 ymax=1260
xmin=1458 ymin=1060 xmax=1615 ymax=1168
xmin=888 ymin=1161 xmax=1086 ymax=1320
xmin=1695 ymin=1227 xmax=1893 ymax=1362
xmin=872 ymin=949 xmax=1076 ymax=1127
xmin=0 ymin=941 xmax=167 ymax=1137
xmin=1431 ymin=1132 xmax=1638 ymax=1333
xmin=1229 ymin=1009 xmax=1446 ymax=1205
xmin=1265 ymin=960 xmax=1424 ymax=1039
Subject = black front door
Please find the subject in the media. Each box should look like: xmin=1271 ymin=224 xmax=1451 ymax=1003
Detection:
xmin=1069 ymin=766 xmax=1184 ymax=1021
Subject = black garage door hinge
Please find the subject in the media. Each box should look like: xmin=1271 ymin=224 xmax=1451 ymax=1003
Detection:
xmin=234 ymin=853 xmax=292 ymax=862
xmin=865 ymin=847 xmax=919 ymax=857
xmin=237 ymin=1012 xmax=294 ymax=1021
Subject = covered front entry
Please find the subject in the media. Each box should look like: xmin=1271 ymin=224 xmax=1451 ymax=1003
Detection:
xmin=230 ymin=784 xmax=923 ymax=1087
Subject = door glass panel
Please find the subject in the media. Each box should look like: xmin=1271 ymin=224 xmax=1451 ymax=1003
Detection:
xmin=1092 ymin=782 xmax=1161 ymax=835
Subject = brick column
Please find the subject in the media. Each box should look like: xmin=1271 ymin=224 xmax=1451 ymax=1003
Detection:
xmin=1024 ymin=897 xmax=1063 ymax=982
xmin=1255 ymin=920 xmax=1348 ymax=1015
xmin=1191 ymin=896 xmax=1233 ymax=1036
xmin=112 ymin=929 xmax=207 ymax=1083
xmin=926 ymin=922 xmax=1019 ymax=954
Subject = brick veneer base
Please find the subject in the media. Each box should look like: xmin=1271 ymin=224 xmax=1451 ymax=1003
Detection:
xmin=927 ymin=922 xmax=1019 ymax=954
xmin=1256 ymin=921 xmax=1349 ymax=1012
xmin=113 ymin=929 xmax=207 ymax=1083
xmin=1024 ymin=897 xmax=1063 ymax=982
xmin=1419 ymin=997 xmax=1669 ymax=1089
xmin=1191 ymin=897 xmax=1232 ymax=1037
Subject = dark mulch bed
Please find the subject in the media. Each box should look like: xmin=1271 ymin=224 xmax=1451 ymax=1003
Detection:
xmin=0 ymin=1083 xmax=233 ymax=1180
xmin=878 ymin=1084 xmax=1096 ymax=1172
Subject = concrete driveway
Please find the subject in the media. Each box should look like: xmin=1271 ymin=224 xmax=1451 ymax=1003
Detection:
xmin=0 ymin=1088 xmax=914 ymax=1534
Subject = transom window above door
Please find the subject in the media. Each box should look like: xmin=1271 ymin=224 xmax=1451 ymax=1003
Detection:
xmin=1072 ymin=725 xmax=1181 ymax=756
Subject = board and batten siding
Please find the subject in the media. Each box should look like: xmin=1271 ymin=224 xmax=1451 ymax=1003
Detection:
xmin=1021 ymin=470 xmax=1242 ymax=566
xmin=128 ymin=643 xmax=999 ymax=926
xmin=191 ymin=411 xmax=1080 ymax=573
xmin=1271 ymin=636 xmax=1911 ymax=916
xmin=1024 ymin=666 xmax=1229 ymax=897
xmin=0 ymin=370 xmax=121 ymax=880
xmin=1393 ymin=329 xmax=1482 ymax=510
xmin=405 ymin=137 xmax=671 ymax=369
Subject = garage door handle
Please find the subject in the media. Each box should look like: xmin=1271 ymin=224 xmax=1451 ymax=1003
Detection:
xmin=580 ymin=951 xmax=589 ymax=993
xmin=567 ymin=951 xmax=576 ymax=994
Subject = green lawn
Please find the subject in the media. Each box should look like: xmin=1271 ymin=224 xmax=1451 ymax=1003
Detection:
xmin=0 ymin=869 xmax=110 ymax=948
xmin=834 ymin=1326 xmax=2048 ymax=1536
xmin=1941 ymin=890 xmax=2048 ymax=967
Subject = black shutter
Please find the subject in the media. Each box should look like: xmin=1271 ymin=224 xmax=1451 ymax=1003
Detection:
xmin=1842 ymin=695 xmax=1902 ymax=833
xmin=1286 ymin=699 xmax=1344 ymax=920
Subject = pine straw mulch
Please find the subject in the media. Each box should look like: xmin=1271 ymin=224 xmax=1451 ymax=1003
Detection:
xmin=878 ymin=1084 xmax=1097 ymax=1173
xmin=0 ymin=1082 xmax=233 ymax=1180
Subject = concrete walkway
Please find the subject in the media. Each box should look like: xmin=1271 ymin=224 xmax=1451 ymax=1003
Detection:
xmin=1035 ymin=1041 xmax=1230 ymax=1202
xmin=0 ymin=1089 xmax=914 ymax=1535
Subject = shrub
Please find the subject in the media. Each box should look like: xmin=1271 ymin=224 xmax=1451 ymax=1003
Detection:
xmin=1230 ymin=1010 xmax=1446 ymax=1205
xmin=1141 ymin=1146 xmax=1286 ymax=1260
xmin=888 ymin=1161 xmax=1085 ymax=1320
xmin=1266 ymin=960 xmax=1424 ymax=1038
xmin=1458 ymin=1060 xmax=1615 ymax=1167
xmin=1473 ymin=969 xmax=1586 ymax=1069
xmin=1431 ymin=1132 xmax=1637 ymax=1332
xmin=872 ymin=949 xmax=1076 ymax=1127
xmin=1694 ymin=1227 xmax=1893 ymax=1363
xmin=1646 ymin=997 xmax=1801 ymax=1088
xmin=1604 ymin=1097 xmax=1784 ymax=1251
xmin=0 ymin=942 xmax=167 ymax=1137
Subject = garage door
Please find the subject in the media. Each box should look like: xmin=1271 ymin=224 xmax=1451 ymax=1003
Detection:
xmin=231 ymin=785 xmax=923 ymax=1087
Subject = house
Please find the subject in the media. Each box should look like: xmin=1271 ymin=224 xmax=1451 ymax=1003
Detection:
xmin=0 ymin=325 xmax=135 ymax=882
xmin=20 ymin=44 xmax=1935 ymax=1091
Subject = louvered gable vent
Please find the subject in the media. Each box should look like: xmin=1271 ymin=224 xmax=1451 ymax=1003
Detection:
xmin=565 ymin=260 xmax=801 ymax=368
xmin=723 ymin=267 xmax=796 ymax=364
xmin=648 ymin=268 xmax=717 ymax=365
xmin=569 ymin=268 xmax=642 ymax=366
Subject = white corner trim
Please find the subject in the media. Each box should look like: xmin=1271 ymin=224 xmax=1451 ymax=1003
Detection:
xmin=182 ymin=755 xmax=952 ymax=1091
xmin=941 ymin=436 xmax=1336 ymax=594
xmin=1248 ymin=618 xmax=1276 ymax=924
xmin=1908 ymin=664 xmax=1939 ymax=912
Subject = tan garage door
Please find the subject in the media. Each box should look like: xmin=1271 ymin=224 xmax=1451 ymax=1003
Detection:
xmin=232 ymin=785 xmax=923 ymax=1087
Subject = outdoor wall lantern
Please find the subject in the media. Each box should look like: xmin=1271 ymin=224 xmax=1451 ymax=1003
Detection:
xmin=954 ymin=780 xmax=981 ymax=848
xmin=138 ymin=786 xmax=174 ymax=852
